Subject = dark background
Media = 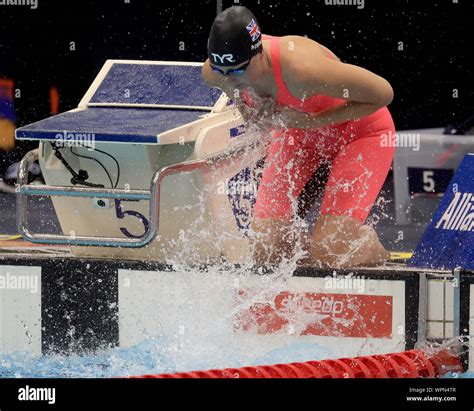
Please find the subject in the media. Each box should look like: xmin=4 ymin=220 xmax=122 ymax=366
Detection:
xmin=0 ymin=0 xmax=472 ymax=128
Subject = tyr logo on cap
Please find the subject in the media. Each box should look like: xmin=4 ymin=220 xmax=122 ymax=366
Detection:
xmin=211 ymin=53 xmax=236 ymax=64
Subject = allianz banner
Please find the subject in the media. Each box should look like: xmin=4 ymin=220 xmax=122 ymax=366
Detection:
xmin=410 ymin=153 xmax=474 ymax=270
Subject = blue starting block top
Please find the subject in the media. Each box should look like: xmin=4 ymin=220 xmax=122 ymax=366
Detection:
xmin=88 ymin=62 xmax=221 ymax=108
xmin=15 ymin=107 xmax=207 ymax=144
xmin=16 ymin=61 xmax=223 ymax=144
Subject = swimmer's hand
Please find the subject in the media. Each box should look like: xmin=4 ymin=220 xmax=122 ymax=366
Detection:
xmin=234 ymin=100 xmax=253 ymax=123
xmin=235 ymin=97 xmax=276 ymax=128
xmin=273 ymin=104 xmax=310 ymax=127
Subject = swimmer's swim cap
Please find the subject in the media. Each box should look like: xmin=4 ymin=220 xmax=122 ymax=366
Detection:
xmin=207 ymin=6 xmax=263 ymax=67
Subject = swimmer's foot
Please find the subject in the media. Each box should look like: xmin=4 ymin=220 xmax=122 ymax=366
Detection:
xmin=297 ymin=215 xmax=390 ymax=269
xmin=298 ymin=237 xmax=390 ymax=268
xmin=249 ymin=218 xmax=298 ymax=266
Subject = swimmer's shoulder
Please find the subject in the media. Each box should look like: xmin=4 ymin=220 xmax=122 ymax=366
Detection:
xmin=278 ymin=35 xmax=341 ymax=62
xmin=276 ymin=35 xmax=342 ymax=98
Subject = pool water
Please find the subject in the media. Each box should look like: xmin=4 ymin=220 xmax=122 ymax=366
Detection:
xmin=0 ymin=339 xmax=332 ymax=378
xmin=0 ymin=339 xmax=471 ymax=378
xmin=0 ymin=247 xmax=471 ymax=378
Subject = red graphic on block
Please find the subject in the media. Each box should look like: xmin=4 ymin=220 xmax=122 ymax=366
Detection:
xmin=234 ymin=291 xmax=393 ymax=339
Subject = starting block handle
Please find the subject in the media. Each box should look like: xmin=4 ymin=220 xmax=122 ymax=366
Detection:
xmin=16 ymin=142 xmax=256 ymax=248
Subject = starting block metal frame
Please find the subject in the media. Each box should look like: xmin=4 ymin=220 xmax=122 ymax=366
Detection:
xmin=17 ymin=142 xmax=253 ymax=247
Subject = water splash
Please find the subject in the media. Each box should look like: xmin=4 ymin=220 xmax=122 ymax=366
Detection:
xmin=415 ymin=336 xmax=471 ymax=379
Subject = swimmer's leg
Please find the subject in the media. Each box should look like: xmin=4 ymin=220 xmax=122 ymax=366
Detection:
xmin=299 ymin=131 xmax=395 ymax=268
xmin=250 ymin=130 xmax=327 ymax=266
xmin=299 ymin=215 xmax=389 ymax=268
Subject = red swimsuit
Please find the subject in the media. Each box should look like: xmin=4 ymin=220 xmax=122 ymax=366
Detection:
xmin=243 ymin=35 xmax=396 ymax=223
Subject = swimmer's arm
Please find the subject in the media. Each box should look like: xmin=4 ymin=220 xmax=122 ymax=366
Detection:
xmin=278 ymin=100 xmax=388 ymax=129
xmin=280 ymin=59 xmax=394 ymax=128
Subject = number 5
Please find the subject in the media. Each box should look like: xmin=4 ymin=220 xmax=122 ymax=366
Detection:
xmin=114 ymin=199 xmax=150 ymax=239
xmin=423 ymin=170 xmax=435 ymax=192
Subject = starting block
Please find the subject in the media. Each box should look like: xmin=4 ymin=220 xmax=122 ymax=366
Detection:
xmin=15 ymin=60 xmax=266 ymax=263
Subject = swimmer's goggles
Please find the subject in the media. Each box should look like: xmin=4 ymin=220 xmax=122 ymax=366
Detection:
xmin=210 ymin=60 xmax=250 ymax=75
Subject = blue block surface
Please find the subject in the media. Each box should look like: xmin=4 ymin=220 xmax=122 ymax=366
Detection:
xmin=16 ymin=107 xmax=208 ymax=144
xmin=89 ymin=63 xmax=221 ymax=108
